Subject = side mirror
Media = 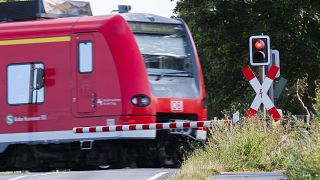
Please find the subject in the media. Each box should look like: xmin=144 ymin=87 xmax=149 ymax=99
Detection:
xmin=35 ymin=68 xmax=44 ymax=90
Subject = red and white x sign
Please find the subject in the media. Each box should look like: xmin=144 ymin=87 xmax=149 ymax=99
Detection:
xmin=242 ymin=65 xmax=281 ymax=121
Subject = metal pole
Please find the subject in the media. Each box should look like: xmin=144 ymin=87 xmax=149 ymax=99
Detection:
xmin=267 ymin=66 xmax=274 ymax=102
xmin=268 ymin=52 xmax=275 ymax=104
xmin=259 ymin=66 xmax=266 ymax=119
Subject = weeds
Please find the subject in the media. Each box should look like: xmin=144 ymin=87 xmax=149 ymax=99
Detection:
xmin=176 ymin=120 xmax=287 ymax=179
xmin=176 ymin=120 xmax=320 ymax=179
xmin=285 ymin=118 xmax=320 ymax=179
xmin=176 ymin=88 xmax=320 ymax=179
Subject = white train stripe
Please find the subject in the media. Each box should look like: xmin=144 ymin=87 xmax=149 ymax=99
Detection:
xmin=0 ymin=130 xmax=157 ymax=145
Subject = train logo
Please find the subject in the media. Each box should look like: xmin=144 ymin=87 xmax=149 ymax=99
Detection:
xmin=6 ymin=115 xmax=14 ymax=125
xmin=171 ymin=100 xmax=184 ymax=112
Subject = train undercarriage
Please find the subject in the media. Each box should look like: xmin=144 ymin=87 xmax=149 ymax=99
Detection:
xmin=0 ymin=131 xmax=195 ymax=171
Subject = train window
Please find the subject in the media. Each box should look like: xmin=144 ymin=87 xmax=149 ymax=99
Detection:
xmin=78 ymin=41 xmax=93 ymax=73
xmin=7 ymin=63 xmax=44 ymax=105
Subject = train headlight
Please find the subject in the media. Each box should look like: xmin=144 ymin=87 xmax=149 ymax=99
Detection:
xmin=131 ymin=94 xmax=150 ymax=107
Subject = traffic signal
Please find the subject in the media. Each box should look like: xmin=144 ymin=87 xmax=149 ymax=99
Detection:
xmin=249 ymin=35 xmax=271 ymax=66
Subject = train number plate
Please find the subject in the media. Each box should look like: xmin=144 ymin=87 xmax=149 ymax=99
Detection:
xmin=171 ymin=100 xmax=184 ymax=112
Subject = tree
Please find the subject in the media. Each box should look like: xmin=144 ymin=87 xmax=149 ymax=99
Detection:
xmin=174 ymin=0 xmax=320 ymax=118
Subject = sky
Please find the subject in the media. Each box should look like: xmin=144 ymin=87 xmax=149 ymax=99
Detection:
xmin=86 ymin=0 xmax=178 ymax=18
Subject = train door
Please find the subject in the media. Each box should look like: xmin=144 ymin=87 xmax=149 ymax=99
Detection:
xmin=72 ymin=32 xmax=122 ymax=117
xmin=73 ymin=33 xmax=96 ymax=115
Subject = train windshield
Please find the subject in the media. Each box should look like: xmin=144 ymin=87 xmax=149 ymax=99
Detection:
xmin=129 ymin=22 xmax=193 ymax=77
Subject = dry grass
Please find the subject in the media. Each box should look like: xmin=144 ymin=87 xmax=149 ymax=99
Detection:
xmin=176 ymin=88 xmax=320 ymax=179
xmin=175 ymin=120 xmax=320 ymax=179
xmin=176 ymin=120 xmax=290 ymax=179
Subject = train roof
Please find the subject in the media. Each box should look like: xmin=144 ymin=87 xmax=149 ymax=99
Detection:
xmin=120 ymin=13 xmax=182 ymax=24
xmin=0 ymin=1 xmax=183 ymax=38
xmin=0 ymin=15 xmax=120 ymax=38
xmin=0 ymin=12 xmax=183 ymax=39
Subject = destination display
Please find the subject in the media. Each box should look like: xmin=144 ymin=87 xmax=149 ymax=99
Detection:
xmin=129 ymin=22 xmax=183 ymax=34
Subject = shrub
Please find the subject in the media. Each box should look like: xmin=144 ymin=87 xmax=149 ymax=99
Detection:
xmin=285 ymin=87 xmax=320 ymax=179
xmin=176 ymin=87 xmax=320 ymax=179
xmin=176 ymin=120 xmax=291 ymax=179
xmin=285 ymin=121 xmax=320 ymax=179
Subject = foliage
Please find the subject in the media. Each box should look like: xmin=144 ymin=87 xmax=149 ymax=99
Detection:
xmin=176 ymin=92 xmax=320 ymax=179
xmin=174 ymin=0 xmax=320 ymax=118
xmin=314 ymin=85 xmax=320 ymax=119
xmin=285 ymin=121 xmax=320 ymax=179
xmin=176 ymin=120 xmax=289 ymax=179
xmin=175 ymin=148 xmax=218 ymax=180
xmin=285 ymin=91 xmax=320 ymax=179
xmin=176 ymin=121 xmax=320 ymax=179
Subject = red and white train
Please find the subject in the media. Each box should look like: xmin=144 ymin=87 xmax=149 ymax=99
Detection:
xmin=0 ymin=1 xmax=207 ymax=170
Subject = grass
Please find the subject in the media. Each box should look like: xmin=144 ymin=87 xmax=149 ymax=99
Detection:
xmin=176 ymin=88 xmax=320 ymax=179
xmin=176 ymin=120 xmax=289 ymax=180
xmin=176 ymin=121 xmax=320 ymax=179
xmin=285 ymin=122 xmax=320 ymax=179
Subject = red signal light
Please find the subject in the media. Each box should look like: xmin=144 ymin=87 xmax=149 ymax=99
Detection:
xmin=249 ymin=35 xmax=270 ymax=66
xmin=254 ymin=40 xmax=265 ymax=50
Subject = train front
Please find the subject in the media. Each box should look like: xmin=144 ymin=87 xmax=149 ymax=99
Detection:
xmin=121 ymin=13 xmax=208 ymax=141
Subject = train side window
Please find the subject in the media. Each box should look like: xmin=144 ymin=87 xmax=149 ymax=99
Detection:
xmin=78 ymin=41 xmax=93 ymax=73
xmin=7 ymin=63 xmax=44 ymax=105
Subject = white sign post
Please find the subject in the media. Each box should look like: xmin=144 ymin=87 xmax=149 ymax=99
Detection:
xmin=232 ymin=111 xmax=240 ymax=124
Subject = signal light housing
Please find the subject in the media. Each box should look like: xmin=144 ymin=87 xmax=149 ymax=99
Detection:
xmin=249 ymin=35 xmax=271 ymax=66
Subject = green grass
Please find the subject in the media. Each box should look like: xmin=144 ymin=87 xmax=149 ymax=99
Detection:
xmin=176 ymin=88 xmax=320 ymax=179
xmin=285 ymin=122 xmax=320 ymax=179
xmin=176 ymin=121 xmax=320 ymax=179
xmin=176 ymin=120 xmax=290 ymax=180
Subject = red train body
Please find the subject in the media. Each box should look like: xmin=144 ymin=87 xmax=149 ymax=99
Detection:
xmin=0 ymin=10 xmax=207 ymax=169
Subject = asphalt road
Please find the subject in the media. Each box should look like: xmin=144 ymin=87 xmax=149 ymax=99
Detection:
xmin=0 ymin=169 xmax=177 ymax=180
xmin=0 ymin=169 xmax=288 ymax=180
xmin=211 ymin=172 xmax=287 ymax=180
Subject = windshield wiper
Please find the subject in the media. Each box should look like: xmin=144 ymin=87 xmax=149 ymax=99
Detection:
xmin=154 ymin=71 xmax=191 ymax=81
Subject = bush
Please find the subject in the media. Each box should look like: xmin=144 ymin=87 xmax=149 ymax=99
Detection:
xmin=176 ymin=120 xmax=320 ymax=179
xmin=208 ymin=121 xmax=290 ymax=172
xmin=285 ymin=121 xmax=320 ymax=179
xmin=176 ymin=120 xmax=290 ymax=179
xmin=285 ymin=86 xmax=320 ymax=179
xmin=176 ymin=88 xmax=320 ymax=179
xmin=314 ymin=86 xmax=320 ymax=120
xmin=175 ymin=149 xmax=218 ymax=180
